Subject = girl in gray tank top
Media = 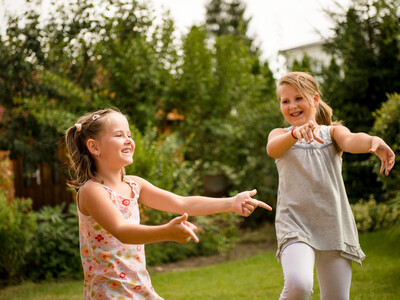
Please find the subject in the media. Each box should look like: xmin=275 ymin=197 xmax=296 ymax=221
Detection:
xmin=267 ymin=72 xmax=395 ymax=299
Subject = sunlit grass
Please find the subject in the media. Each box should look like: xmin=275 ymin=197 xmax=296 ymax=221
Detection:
xmin=1 ymin=229 xmax=398 ymax=299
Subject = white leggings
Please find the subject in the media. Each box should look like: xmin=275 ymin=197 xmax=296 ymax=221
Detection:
xmin=279 ymin=242 xmax=352 ymax=300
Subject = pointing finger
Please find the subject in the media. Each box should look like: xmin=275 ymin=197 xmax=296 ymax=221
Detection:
xmin=184 ymin=226 xmax=199 ymax=243
xmin=245 ymin=199 xmax=272 ymax=211
xmin=183 ymin=221 xmax=198 ymax=232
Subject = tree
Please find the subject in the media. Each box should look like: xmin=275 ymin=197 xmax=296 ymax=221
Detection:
xmin=205 ymin=0 xmax=259 ymax=55
xmin=320 ymin=0 xmax=400 ymax=203
xmin=0 ymin=0 xmax=175 ymax=165
xmin=164 ymin=25 xmax=279 ymax=222
xmin=322 ymin=0 xmax=400 ymax=132
xmin=289 ymin=53 xmax=315 ymax=73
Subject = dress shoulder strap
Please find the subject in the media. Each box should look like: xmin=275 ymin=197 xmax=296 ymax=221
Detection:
xmin=123 ymin=176 xmax=140 ymax=197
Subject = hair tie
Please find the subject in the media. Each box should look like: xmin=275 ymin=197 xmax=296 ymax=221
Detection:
xmin=75 ymin=123 xmax=82 ymax=132
xmin=92 ymin=114 xmax=100 ymax=121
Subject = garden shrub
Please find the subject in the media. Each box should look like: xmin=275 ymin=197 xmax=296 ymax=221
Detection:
xmin=370 ymin=93 xmax=400 ymax=237
xmin=0 ymin=193 xmax=36 ymax=284
xmin=126 ymin=126 xmax=241 ymax=264
xmin=146 ymin=213 xmax=240 ymax=266
xmin=351 ymin=197 xmax=400 ymax=233
xmin=27 ymin=203 xmax=82 ymax=281
xmin=371 ymin=93 xmax=400 ymax=201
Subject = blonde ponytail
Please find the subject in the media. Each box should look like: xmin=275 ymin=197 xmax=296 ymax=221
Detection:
xmin=316 ymin=99 xmax=333 ymax=125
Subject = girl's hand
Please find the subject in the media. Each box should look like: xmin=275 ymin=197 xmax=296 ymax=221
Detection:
xmin=292 ymin=120 xmax=324 ymax=144
xmin=369 ymin=137 xmax=396 ymax=176
xmin=232 ymin=189 xmax=272 ymax=217
xmin=167 ymin=213 xmax=199 ymax=243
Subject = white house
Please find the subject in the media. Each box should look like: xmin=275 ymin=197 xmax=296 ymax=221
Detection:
xmin=279 ymin=40 xmax=333 ymax=72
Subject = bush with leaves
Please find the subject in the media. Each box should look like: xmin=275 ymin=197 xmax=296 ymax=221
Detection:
xmin=0 ymin=194 xmax=36 ymax=284
xmin=370 ymin=93 xmax=400 ymax=200
xmin=27 ymin=203 xmax=82 ymax=281
xmin=370 ymin=92 xmax=400 ymax=237
xmin=351 ymin=197 xmax=400 ymax=233
xmin=146 ymin=213 xmax=240 ymax=266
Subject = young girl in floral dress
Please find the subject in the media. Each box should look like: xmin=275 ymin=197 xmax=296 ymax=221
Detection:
xmin=65 ymin=108 xmax=272 ymax=299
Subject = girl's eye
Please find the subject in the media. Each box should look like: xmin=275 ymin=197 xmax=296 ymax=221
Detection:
xmin=296 ymin=97 xmax=303 ymax=101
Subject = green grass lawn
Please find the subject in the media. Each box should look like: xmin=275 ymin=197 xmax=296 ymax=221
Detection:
xmin=1 ymin=229 xmax=399 ymax=299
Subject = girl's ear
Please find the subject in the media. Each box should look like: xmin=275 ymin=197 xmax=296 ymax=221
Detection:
xmin=313 ymin=93 xmax=320 ymax=107
xmin=87 ymin=139 xmax=100 ymax=157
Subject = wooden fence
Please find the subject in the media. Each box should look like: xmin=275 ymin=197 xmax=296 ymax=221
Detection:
xmin=12 ymin=145 xmax=75 ymax=210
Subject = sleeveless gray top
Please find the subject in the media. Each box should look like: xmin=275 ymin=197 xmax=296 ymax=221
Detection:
xmin=274 ymin=125 xmax=365 ymax=264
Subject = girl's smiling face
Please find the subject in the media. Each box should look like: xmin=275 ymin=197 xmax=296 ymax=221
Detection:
xmin=97 ymin=113 xmax=135 ymax=167
xmin=277 ymin=83 xmax=319 ymax=127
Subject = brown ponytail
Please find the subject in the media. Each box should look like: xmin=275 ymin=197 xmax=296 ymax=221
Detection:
xmin=65 ymin=108 xmax=125 ymax=189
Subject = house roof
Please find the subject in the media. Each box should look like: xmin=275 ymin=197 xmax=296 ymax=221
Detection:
xmin=280 ymin=40 xmax=328 ymax=53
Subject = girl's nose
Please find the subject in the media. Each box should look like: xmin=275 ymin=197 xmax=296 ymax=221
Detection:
xmin=129 ymin=138 xmax=135 ymax=148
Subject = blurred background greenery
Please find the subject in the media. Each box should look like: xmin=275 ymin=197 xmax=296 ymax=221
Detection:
xmin=0 ymin=0 xmax=399 ymax=285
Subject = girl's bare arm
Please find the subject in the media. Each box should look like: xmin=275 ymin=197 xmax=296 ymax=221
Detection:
xmin=133 ymin=176 xmax=271 ymax=216
xmin=332 ymin=125 xmax=395 ymax=175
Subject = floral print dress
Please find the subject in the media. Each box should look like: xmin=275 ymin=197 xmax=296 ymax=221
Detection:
xmin=77 ymin=177 xmax=163 ymax=299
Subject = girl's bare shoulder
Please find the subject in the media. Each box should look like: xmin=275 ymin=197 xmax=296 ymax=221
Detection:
xmin=78 ymin=180 xmax=110 ymax=215
xmin=268 ymin=127 xmax=289 ymax=140
xmin=330 ymin=125 xmax=351 ymax=139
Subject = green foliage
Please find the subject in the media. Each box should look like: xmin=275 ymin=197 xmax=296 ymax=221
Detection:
xmin=0 ymin=0 xmax=279 ymax=265
xmin=322 ymin=0 xmax=400 ymax=131
xmin=27 ymin=203 xmax=82 ymax=281
xmin=319 ymin=0 xmax=400 ymax=203
xmin=370 ymin=93 xmax=400 ymax=199
xmin=126 ymin=126 xmax=240 ymax=264
xmin=206 ymin=0 xmax=249 ymax=36
xmin=126 ymin=125 xmax=199 ymax=223
xmin=146 ymin=213 xmax=240 ymax=266
xmin=173 ymin=26 xmax=280 ymax=222
xmin=370 ymin=92 xmax=400 ymax=237
xmin=205 ymin=0 xmax=257 ymax=54
xmin=1 ymin=0 xmax=279 ymax=214
xmin=0 ymin=158 xmax=14 ymax=200
xmin=96 ymin=1 xmax=176 ymax=131
xmin=0 ymin=194 xmax=36 ymax=283
xmin=289 ymin=53 xmax=317 ymax=73
xmin=351 ymin=197 xmax=400 ymax=232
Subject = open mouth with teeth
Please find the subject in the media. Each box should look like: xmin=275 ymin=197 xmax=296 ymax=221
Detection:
xmin=290 ymin=111 xmax=303 ymax=117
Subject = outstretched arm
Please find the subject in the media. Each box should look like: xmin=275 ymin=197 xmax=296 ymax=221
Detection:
xmin=332 ymin=125 xmax=395 ymax=175
xmin=78 ymin=181 xmax=199 ymax=245
xmin=134 ymin=176 xmax=272 ymax=217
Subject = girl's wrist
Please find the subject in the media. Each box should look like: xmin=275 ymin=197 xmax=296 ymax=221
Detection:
xmin=290 ymin=127 xmax=297 ymax=139
xmin=159 ymin=223 xmax=172 ymax=242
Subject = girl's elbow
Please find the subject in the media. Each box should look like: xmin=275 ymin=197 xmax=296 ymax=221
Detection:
xmin=266 ymin=145 xmax=280 ymax=159
xmin=112 ymin=231 xmax=127 ymax=244
xmin=111 ymin=225 xmax=132 ymax=244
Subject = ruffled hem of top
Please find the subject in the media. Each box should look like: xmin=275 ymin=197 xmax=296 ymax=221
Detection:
xmin=276 ymin=232 xmax=366 ymax=265
xmin=341 ymin=242 xmax=366 ymax=265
